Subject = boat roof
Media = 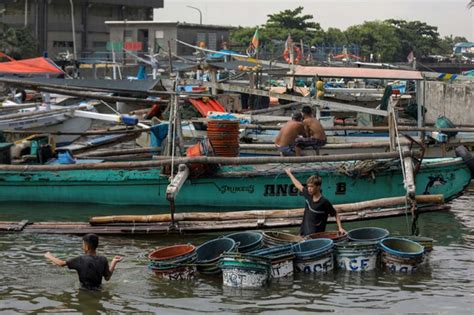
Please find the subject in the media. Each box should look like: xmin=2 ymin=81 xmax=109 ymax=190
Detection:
xmin=291 ymin=65 xmax=424 ymax=80
xmin=0 ymin=57 xmax=63 ymax=76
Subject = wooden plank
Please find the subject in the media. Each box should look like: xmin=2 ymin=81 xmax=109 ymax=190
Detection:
xmin=0 ymin=151 xmax=413 ymax=171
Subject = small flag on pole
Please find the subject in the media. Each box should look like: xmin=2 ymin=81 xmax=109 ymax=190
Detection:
xmin=246 ymin=27 xmax=259 ymax=57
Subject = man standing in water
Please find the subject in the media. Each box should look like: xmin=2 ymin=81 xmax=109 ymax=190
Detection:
xmin=295 ymin=106 xmax=327 ymax=156
xmin=275 ymin=112 xmax=306 ymax=156
xmin=45 ymin=234 xmax=122 ymax=290
xmin=285 ymin=168 xmax=346 ymax=236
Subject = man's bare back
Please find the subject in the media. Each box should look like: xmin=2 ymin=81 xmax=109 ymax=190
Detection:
xmin=304 ymin=117 xmax=326 ymax=141
xmin=275 ymin=120 xmax=305 ymax=147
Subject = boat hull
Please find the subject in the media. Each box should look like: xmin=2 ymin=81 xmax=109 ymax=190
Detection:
xmin=0 ymin=158 xmax=470 ymax=207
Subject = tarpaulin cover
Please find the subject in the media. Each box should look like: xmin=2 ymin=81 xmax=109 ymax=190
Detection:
xmin=189 ymin=98 xmax=226 ymax=117
xmin=0 ymin=57 xmax=63 ymax=75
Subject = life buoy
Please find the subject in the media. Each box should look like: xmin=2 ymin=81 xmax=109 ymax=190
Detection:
xmin=455 ymin=145 xmax=474 ymax=178
xmin=283 ymin=46 xmax=302 ymax=64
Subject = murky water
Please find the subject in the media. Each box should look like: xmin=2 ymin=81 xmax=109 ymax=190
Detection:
xmin=1 ymin=187 xmax=473 ymax=314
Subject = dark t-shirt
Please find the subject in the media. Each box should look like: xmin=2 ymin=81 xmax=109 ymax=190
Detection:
xmin=66 ymin=255 xmax=111 ymax=290
xmin=300 ymin=188 xmax=337 ymax=236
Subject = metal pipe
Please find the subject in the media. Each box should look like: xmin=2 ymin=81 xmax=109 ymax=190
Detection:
xmin=24 ymin=0 xmax=28 ymax=27
xmin=186 ymin=5 xmax=202 ymax=24
xmin=68 ymin=0 xmax=77 ymax=59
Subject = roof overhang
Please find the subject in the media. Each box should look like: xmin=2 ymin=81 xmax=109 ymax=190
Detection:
xmin=291 ymin=66 xmax=424 ymax=80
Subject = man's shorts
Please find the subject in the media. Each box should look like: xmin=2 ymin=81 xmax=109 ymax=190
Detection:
xmin=295 ymin=138 xmax=327 ymax=150
xmin=276 ymin=144 xmax=296 ymax=156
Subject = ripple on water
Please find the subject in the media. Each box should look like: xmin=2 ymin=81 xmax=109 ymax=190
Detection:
xmin=1 ymin=185 xmax=474 ymax=314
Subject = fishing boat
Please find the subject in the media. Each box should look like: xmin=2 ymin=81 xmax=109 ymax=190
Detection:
xmin=0 ymin=154 xmax=469 ymax=208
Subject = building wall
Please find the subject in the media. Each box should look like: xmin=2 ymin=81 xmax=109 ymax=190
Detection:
xmin=177 ymin=26 xmax=229 ymax=55
xmin=424 ymin=81 xmax=474 ymax=125
xmin=0 ymin=0 xmax=162 ymax=58
xmin=107 ymin=23 xmax=230 ymax=58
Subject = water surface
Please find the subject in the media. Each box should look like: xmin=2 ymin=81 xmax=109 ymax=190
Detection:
xmin=0 ymin=187 xmax=473 ymax=314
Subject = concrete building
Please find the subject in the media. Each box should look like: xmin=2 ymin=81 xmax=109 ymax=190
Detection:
xmin=105 ymin=21 xmax=232 ymax=57
xmin=0 ymin=0 xmax=163 ymax=58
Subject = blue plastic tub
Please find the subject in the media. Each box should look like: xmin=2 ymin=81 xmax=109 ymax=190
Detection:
xmin=348 ymin=227 xmax=389 ymax=242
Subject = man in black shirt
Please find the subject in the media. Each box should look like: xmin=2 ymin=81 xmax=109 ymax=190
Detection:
xmin=45 ymin=234 xmax=122 ymax=290
xmin=285 ymin=168 xmax=346 ymax=236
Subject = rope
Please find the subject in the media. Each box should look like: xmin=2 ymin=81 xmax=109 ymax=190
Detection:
xmin=170 ymin=95 xmax=178 ymax=180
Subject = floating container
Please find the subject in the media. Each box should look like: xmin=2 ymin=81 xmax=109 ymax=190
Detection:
xmin=207 ymin=120 xmax=240 ymax=157
xmin=380 ymin=238 xmax=424 ymax=272
xmin=398 ymin=235 xmax=434 ymax=253
xmin=262 ymin=231 xmax=304 ymax=247
xmin=220 ymin=253 xmax=271 ymax=288
xmin=196 ymin=237 xmax=237 ymax=274
xmin=307 ymin=231 xmax=348 ymax=243
xmin=293 ymin=239 xmax=335 ymax=273
xmin=335 ymin=241 xmax=379 ymax=272
xmin=250 ymin=244 xmax=295 ymax=278
xmin=148 ymin=244 xmax=197 ymax=280
xmin=225 ymin=231 xmax=263 ymax=253
xmin=347 ymin=227 xmax=390 ymax=243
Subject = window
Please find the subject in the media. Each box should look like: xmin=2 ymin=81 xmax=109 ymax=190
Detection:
xmin=124 ymin=30 xmax=133 ymax=42
xmin=208 ymin=33 xmax=217 ymax=51
xmin=53 ymin=41 xmax=74 ymax=48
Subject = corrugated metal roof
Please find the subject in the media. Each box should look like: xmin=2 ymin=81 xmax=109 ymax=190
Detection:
xmin=292 ymin=66 xmax=424 ymax=80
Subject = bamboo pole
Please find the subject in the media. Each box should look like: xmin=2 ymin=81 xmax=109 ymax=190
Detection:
xmin=3 ymin=128 xmax=147 ymax=136
xmin=76 ymin=147 xmax=161 ymax=158
xmin=245 ymin=101 xmax=303 ymax=115
xmin=242 ymin=123 xmax=474 ymax=133
xmin=0 ymin=151 xmax=414 ymax=172
xmin=89 ymin=194 xmax=444 ymax=225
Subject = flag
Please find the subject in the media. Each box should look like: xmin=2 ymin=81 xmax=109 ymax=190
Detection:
xmin=246 ymin=27 xmax=259 ymax=57
xmin=407 ymin=51 xmax=414 ymax=63
xmin=250 ymin=27 xmax=259 ymax=51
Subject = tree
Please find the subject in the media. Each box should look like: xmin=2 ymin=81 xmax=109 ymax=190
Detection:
xmin=0 ymin=23 xmax=37 ymax=59
xmin=323 ymin=28 xmax=347 ymax=47
xmin=345 ymin=21 xmax=401 ymax=62
xmin=386 ymin=19 xmax=441 ymax=60
xmin=264 ymin=6 xmax=323 ymax=45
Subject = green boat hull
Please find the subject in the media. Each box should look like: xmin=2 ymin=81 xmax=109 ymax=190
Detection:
xmin=0 ymin=158 xmax=470 ymax=208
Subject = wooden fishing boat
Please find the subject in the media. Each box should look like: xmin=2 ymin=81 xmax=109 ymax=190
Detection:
xmin=0 ymin=155 xmax=469 ymax=208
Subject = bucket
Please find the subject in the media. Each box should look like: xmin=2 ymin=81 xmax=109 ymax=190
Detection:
xmin=225 ymin=231 xmax=263 ymax=253
xmin=220 ymin=253 xmax=271 ymax=288
xmin=435 ymin=116 xmax=457 ymax=138
xmin=196 ymin=237 xmax=237 ymax=274
xmin=292 ymin=239 xmax=335 ymax=273
xmin=262 ymin=231 xmax=304 ymax=247
xmin=380 ymin=238 xmax=424 ymax=272
xmin=347 ymin=227 xmax=389 ymax=243
xmin=250 ymin=244 xmax=294 ymax=278
xmin=335 ymin=241 xmax=379 ymax=272
xmin=148 ymin=244 xmax=197 ymax=280
xmin=399 ymin=235 xmax=434 ymax=253
xmin=307 ymin=231 xmax=347 ymax=243
xmin=207 ymin=120 xmax=240 ymax=157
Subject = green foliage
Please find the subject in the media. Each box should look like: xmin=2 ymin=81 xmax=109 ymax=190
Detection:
xmin=345 ymin=21 xmax=401 ymax=61
xmin=0 ymin=23 xmax=37 ymax=59
xmin=387 ymin=19 xmax=441 ymax=60
xmin=229 ymin=6 xmax=467 ymax=62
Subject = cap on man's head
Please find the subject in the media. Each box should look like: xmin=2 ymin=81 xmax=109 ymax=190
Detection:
xmin=292 ymin=112 xmax=303 ymax=121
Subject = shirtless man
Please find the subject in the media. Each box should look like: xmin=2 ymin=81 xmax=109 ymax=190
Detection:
xmin=295 ymin=106 xmax=327 ymax=156
xmin=275 ymin=112 xmax=306 ymax=156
